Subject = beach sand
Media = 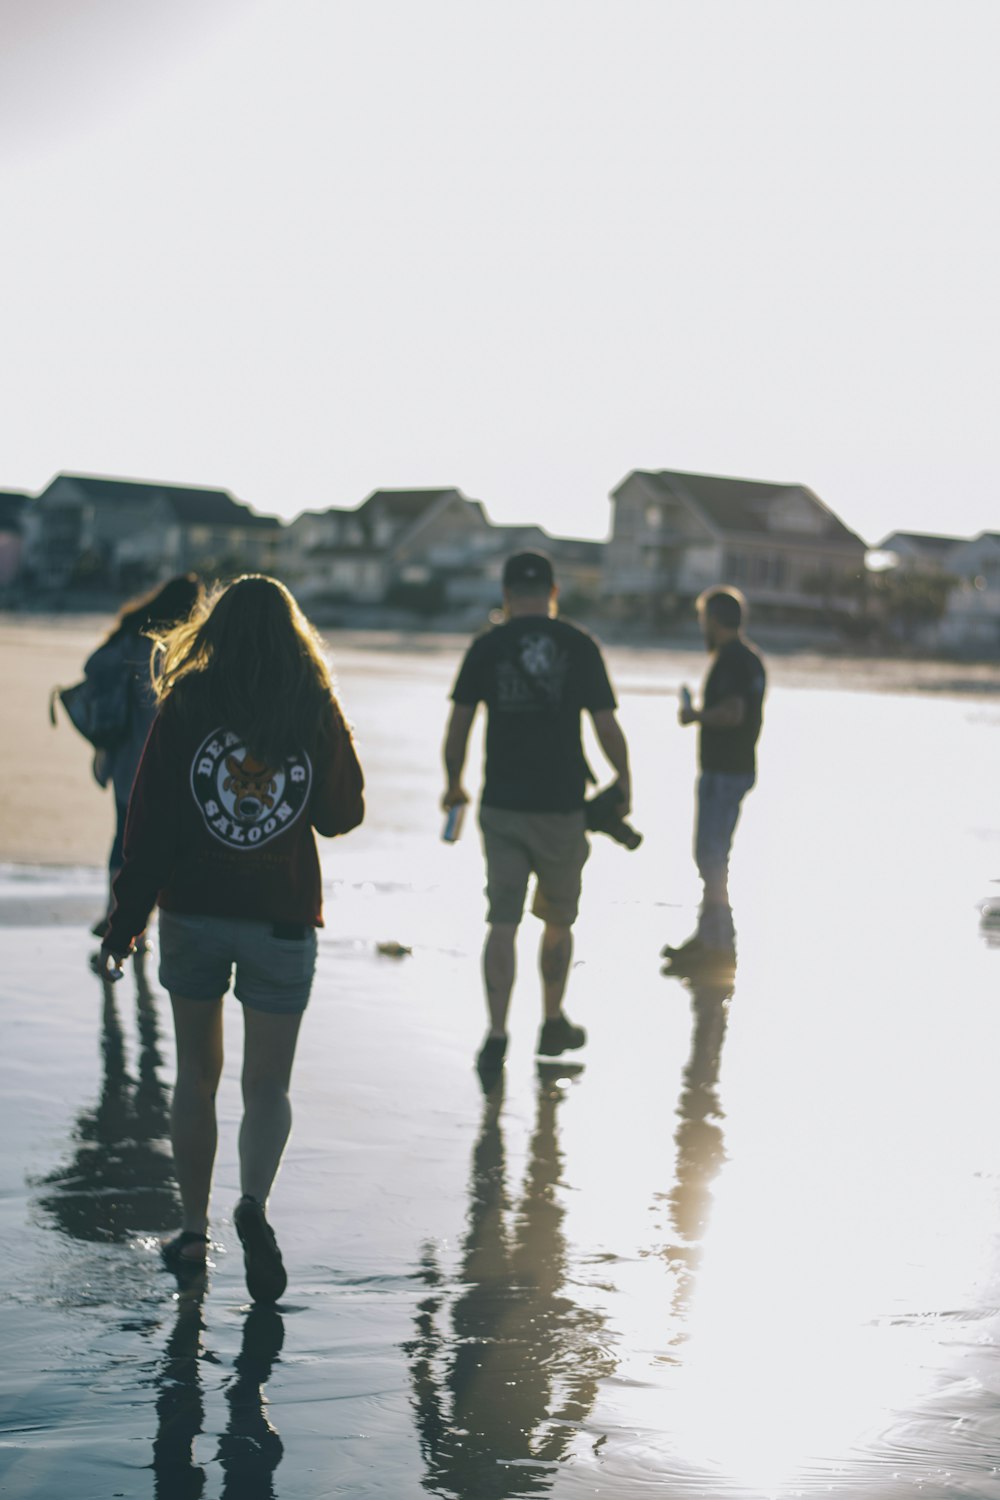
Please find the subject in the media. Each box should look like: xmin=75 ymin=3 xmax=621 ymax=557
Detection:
xmin=4 ymin=618 xmax=1000 ymax=1498
xmin=0 ymin=617 xmax=119 ymax=866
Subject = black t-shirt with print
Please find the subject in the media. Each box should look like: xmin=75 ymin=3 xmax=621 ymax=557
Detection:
xmin=699 ymin=638 xmax=766 ymax=774
xmin=451 ymin=616 xmax=617 ymax=812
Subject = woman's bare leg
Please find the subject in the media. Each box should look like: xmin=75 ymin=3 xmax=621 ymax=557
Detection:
xmin=169 ymin=994 xmax=225 ymax=1257
xmin=239 ymin=1009 xmax=304 ymax=1206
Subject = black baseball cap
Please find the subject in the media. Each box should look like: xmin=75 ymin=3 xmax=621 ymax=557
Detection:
xmin=502 ymin=551 xmax=554 ymax=590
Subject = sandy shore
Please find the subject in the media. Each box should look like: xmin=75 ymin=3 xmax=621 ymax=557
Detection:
xmin=4 ymin=613 xmax=1000 ymax=870
xmin=0 ymin=617 xmax=120 ymax=865
xmin=4 ymin=618 xmax=1000 ymax=1497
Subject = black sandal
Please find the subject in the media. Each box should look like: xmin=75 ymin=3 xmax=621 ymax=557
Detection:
xmin=161 ymin=1230 xmax=209 ymax=1277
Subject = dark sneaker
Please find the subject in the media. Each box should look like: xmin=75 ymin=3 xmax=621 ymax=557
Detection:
xmin=476 ymin=1034 xmax=507 ymax=1087
xmin=233 ymin=1196 xmax=287 ymax=1304
xmin=537 ymin=1015 xmax=586 ymax=1056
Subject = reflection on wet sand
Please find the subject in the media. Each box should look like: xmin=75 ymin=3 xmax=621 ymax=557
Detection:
xmin=406 ymin=1065 xmax=614 ymax=1498
xmin=150 ymin=1289 xmax=286 ymax=1500
xmin=32 ymin=959 xmax=286 ymax=1497
xmin=657 ymin=969 xmax=733 ymax=1342
xmin=217 ymin=1306 xmax=286 ymax=1500
xmin=151 ymin=1287 xmax=207 ymax=1500
xmin=34 ymin=955 xmax=178 ymax=1242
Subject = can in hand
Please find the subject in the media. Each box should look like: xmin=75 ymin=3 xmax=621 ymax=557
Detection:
xmin=679 ymin=685 xmax=692 ymax=714
xmin=443 ymin=803 xmax=466 ymax=843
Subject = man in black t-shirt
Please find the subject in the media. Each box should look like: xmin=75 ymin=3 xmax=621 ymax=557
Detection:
xmin=663 ymin=586 xmax=766 ymax=973
xmin=443 ymin=551 xmax=632 ymax=1078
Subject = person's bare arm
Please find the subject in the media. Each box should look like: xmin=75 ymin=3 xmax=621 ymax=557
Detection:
xmin=679 ymin=695 xmax=745 ymax=729
xmin=590 ymin=707 xmax=632 ymax=816
xmin=442 ymin=702 xmax=476 ymax=809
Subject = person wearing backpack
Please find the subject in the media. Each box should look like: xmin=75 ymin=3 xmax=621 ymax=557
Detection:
xmin=75 ymin=576 xmax=204 ymax=927
xmin=98 ymin=575 xmax=365 ymax=1303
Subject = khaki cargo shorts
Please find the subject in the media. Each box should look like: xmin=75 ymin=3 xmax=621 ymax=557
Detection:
xmin=479 ymin=805 xmax=590 ymax=927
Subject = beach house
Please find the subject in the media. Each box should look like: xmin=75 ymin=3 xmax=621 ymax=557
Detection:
xmin=0 ymin=492 xmax=29 ymax=589
xmin=933 ymin=532 xmax=1000 ymax=649
xmin=876 ymin=531 xmax=965 ymax=575
xmin=22 ymin=474 xmax=282 ymax=591
xmin=603 ymin=468 xmax=867 ymax=625
xmin=283 ymin=488 xmax=492 ymax=606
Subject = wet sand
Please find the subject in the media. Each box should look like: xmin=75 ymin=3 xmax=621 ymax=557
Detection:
xmin=4 ymin=620 xmax=1000 ymax=1497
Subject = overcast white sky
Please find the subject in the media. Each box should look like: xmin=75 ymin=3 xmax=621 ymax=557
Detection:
xmin=1 ymin=0 xmax=998 ymax=543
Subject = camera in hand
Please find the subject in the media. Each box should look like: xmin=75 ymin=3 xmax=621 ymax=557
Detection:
xmin=585 ymin=784 xmax=643 ymax=851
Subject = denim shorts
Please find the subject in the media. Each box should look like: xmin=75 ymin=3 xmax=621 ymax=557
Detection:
xmin=158 ymin=910 xmax=318 ymax=1015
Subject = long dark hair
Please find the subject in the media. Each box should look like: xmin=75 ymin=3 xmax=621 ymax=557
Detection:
xmin=152 ymin=575 xmax=345 ymax=766
xmin=105 ymin=574 xmax=204 ymax=642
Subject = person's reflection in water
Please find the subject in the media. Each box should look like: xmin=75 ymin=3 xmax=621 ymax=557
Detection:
xmin=659 ymin=971 xmax=733 ymax=1335
xmin=151 ymin=1285 xmax=208 ymax=1500
xmin=35 ymin=953 xmax=178 ymax=1243
xmin=406 ymin=1065 xmax=613 ymax=1498
xmin=150 ymin=1293 xmax=286 ymax=1499
xmin=217 ymin=1306 xmax=285 ymax=1500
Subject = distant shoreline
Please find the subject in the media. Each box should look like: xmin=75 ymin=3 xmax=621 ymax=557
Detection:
xmin=3 ymin=616 xmax=1000 ymax=870
xmin=3 ymin=599 xmax=999 ymax=668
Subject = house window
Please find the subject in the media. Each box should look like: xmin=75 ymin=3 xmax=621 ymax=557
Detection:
xmin=645 ymin=504 xmax=662 ymax=530
xmin=725 ymin=552 xmax=748 ymax=583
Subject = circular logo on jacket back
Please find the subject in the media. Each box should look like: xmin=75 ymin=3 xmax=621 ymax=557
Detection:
xmin=190 ymin=729 xmax=312 ymax=849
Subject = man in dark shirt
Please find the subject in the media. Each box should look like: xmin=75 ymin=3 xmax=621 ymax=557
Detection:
xmin=664 ymin=586 xmax=765 ymax=974
xmin=443 ymin=552 xmax=632 ymax=1077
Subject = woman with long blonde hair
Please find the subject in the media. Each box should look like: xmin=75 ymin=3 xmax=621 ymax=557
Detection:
xmin=100 ymin=576 xmax=364 ymax=1302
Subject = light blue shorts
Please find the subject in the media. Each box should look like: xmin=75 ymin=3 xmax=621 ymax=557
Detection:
xmin=158 ymin=910 xmax=318 ymax=1015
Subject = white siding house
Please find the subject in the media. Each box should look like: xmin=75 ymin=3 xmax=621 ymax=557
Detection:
xmin=603 ymin=469 xmax=867 ymax=624
xmin=935 ymin=533 xmax=1000 ymax=649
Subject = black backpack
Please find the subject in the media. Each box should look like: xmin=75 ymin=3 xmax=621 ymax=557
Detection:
xmin=49 ymin=640 xmax=131 ymax=750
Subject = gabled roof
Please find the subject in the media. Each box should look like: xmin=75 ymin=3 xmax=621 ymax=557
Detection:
xmin=0 ymin=491 xmax=29 ymax=529
xmin=877 ymin=530 xmax=965 ymax=555
xmin=359 ymin=488 xmax=463 ymax=521
xmin=490 ymin=523 xmax=602 ymax=560
xmin=41 ymin=473 xmax=280 ymax=529
xmin=622 ymin=469 xmax=865 ymax=547
xmin=291 ymin=505 xmax=357 ymax=523
xmin=290 ymin=491 xmax=483 ymax=553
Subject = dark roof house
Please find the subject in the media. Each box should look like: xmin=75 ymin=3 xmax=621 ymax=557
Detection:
xmin=606 ymin=467 xmax=867 ymax=623
xmin=631 ymin=470 xmax=866 ymax=547
xmin=25 ymin=472 xmax=282 ymax=588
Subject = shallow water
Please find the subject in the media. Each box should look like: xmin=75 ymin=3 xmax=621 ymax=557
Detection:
xmin=4 ymin=639 xmax=1000 ymax=1498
